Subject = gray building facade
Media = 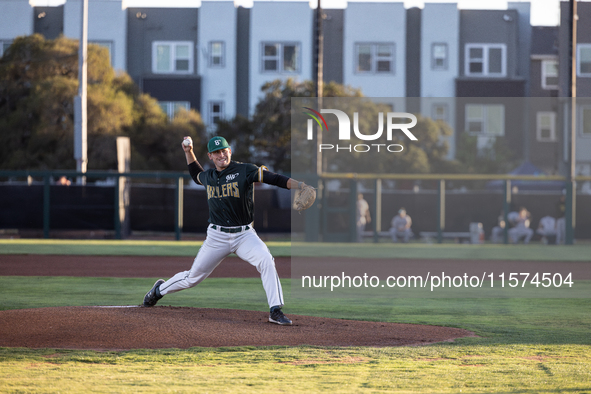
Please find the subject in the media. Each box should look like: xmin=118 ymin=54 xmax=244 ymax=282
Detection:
xmin=126 ymin=7 xmax=201 ymax=112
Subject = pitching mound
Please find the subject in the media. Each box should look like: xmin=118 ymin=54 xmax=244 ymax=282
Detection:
xmin=0 ymin=306 xmax=475 ymax=350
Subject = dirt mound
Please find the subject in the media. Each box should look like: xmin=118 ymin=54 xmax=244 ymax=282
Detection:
xmin=0 ymin=306 xmax=475 ymax=350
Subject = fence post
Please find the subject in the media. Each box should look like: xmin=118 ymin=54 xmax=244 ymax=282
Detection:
xmin=113 ymin=175 xmax=121 ymax=240
xmin=349 ymin=179 xmax=358 ymax=243
xmin=373 ymin=178 xmax=382 ymax=243
xmin=503 ymin=180 xmax=511 ymax=244
xmin=305 ymin=175 xmax=321 ymax=242
xmin=43 ymin=175 xmax=50 ymax=239
xmin=175 ymin=177 xmax=184 ymax=241
xmin=566 ymin=181 xmax=575 ymax=245
xmin=437 ymin=179 xmax=445 ymax=244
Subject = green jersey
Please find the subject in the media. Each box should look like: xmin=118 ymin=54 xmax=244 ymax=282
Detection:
xmin=197 ymin=161 xmax=265 ymax=226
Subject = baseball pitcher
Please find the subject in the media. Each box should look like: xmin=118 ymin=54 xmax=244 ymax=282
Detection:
xmin=144 ymin=136 xmax=311 ymax=325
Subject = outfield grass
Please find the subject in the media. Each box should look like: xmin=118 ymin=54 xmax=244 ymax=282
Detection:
xmin=1 ymin=239 xmax=590 ymax=392
xmin=1 ymin=344 xmax=590 ymax=393
xmin=2 ymin=239 xmax=591 ymax=260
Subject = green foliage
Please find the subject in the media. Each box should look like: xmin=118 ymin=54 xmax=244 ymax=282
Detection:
xmin=322 ymin=112 xmax=453 ymax=174
xmin=220 ymin=78 xmax=451 ymax=174
xmin=215 ymin=115 xmax=257 ymax=164
xmin=0 ymin=35 xmax=205 ymax=171
xmin=454 ymin=133 xmax=519 ymax=174
xmin=217 ymin=79 xmax=363 ymax=172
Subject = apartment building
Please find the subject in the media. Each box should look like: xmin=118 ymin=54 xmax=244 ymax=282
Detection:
xmin=198 ymin=1 xmax=237 ymax=129
xmin=529 ymin=26 xmax=560 ymax=174
xmin=0 ymin=0 xmax=34 ymax=56
xmin=418 ymin=3 xmax=460 ymax=158
xmin=64 ymin=0 xmax=126 ymax=71
xmin=2 ymin=0 xmax=589 ymax=175
xmin=559 ymin=1 xmax=591 ymax=182
xmin=249 ymin=2 xmax=313 ymax=116
xmin=454 ymin=5 xmax=530 ymax=160
xmin=126 ymin=6 xmax=200 ymax=118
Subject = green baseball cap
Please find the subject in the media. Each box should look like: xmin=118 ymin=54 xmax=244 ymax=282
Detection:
xmin=207 ymin=136 xmax=230 ymax=153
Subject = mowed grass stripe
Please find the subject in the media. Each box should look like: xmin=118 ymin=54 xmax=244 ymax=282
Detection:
xmin=0 ymin=239 xmax=288 ymax=257
xmin=0 ymin=344 xmax=590 ymax=393
xmin=2 ymin=239 xmax=591 ymax=260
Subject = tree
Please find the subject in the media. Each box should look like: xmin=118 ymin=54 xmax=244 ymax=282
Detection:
xmin=454 ymin=133 xmax=519 ymax=174
xmin=219 ymin=78 xmax=452 ymax=175
xmin=315 ymin=111 xmax=453 ymax=175
xmin=0 ymin=34 xmax=205 ymax=171
xmin=217 ymin=79 xmax=363 ymax=173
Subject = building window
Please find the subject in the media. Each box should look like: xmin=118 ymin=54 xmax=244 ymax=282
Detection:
xmin=431 ymin=43 xmax=448 ymax=70
xmin=432 ymin=103 xmax=448 ymax=121
xmin=355 ymin=43 xmax=395 ymax=74
xmin=465 ymin=44 xmax=506 ymax=77
xmin=577 ymin=44 xmax=591 ymax=77
xmin=541 ymin=59 xmax=558 ymax=89
xmin=0 ymin=40 xmax=12 ymax=57
xmin=536 ymin=112 xmax=556 ymax=142
xmin=159 ymin=101 xmax=190 ymax=120
xmin=152 ymin=41 xmax=193 ymax=74
xmin=261 ymin=43 xmax=299 ymax=73
xmin=208 ymin=41 xmax=224 ymax=68
xmin=91 ymin=41 xmax=113 ymax=66
xmin=209 ymin=101 xmax=224 ymax=128
xmin=465 ymin=104 xmax=505 ymax=136
xmin=582 ymin=107 xmax=591 ymax=136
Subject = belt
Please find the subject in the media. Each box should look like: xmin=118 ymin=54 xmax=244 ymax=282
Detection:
xmin=210 ymin=224 xmax=250 ymax=233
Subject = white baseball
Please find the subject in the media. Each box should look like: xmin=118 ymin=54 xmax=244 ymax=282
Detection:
xmin=183 ymin=137 xmax=192 ymax=147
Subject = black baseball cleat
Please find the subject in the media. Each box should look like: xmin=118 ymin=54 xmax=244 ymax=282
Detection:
xmin=269 ymin=306 xmax=292 ymax=325
xmin=143 ymin=279 xmax=165 ymax=307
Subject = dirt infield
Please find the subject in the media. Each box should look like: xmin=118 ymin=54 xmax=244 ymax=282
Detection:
xmin=0 ymin=254 xmax=476 ymax=349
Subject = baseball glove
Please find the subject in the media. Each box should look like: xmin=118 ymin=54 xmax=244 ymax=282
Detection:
xmin=293 ymin=182 xmax=316 ymax=212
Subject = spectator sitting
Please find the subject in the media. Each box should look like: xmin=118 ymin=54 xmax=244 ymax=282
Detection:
xmin=389 ymin=208 xmax=413 ymax=243
xmin=356 ymin=193 xmax=371 ymax=243
xmin=536 ymin=215 xmax=557 ymax=245
xmin=508 ymin=207 xmax=534 ymax=244
xmin=491 ymin=211 xmax=507 ymax=243
xmin=57 ymin=176 xmax=71 ymax=186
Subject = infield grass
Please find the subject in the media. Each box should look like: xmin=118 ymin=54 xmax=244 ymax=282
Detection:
xmin=1 ymin=276 xmax=591 ymax=392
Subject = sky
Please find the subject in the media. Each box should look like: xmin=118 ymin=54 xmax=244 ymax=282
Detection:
xmin=29 ymin=0 xmax=565 ymax=26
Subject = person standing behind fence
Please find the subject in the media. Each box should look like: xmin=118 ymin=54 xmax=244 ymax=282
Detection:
xmin=555 ymin=194 xmax=566 ymax=245
xmin=389 ymin=208 xmax=413 ymax=243
xmin=356 ymin=193 xmax=371 ymax=242
xmin=508 ymin=207 xmax=534 ymax=244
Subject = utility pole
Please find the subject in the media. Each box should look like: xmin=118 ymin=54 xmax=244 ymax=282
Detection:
xmin=566 ymin=0 xmax=577 ymax=244
xmin=74 ymin=0 xmax=88 ymax=184
xmin=315 ymin=0 xmax=324 ymax=176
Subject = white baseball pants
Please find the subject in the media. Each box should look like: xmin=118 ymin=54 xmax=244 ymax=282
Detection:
xmin=508 ymin=227 xmax=534 ymax=244
xmin=158 ymin=224 xmax=285 ymax=308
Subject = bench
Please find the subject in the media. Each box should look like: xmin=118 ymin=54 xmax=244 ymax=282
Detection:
xmin=361 ymin=230 xmax=473 ymax=243
xmin=419 ymin=231 xmax=472 ymax=243
xmin=362 ymin=231 xmax=391 ymax=239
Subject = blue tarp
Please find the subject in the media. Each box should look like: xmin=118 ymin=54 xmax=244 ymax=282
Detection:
xmin=485 ymin=162 xmax=566 ymax=191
